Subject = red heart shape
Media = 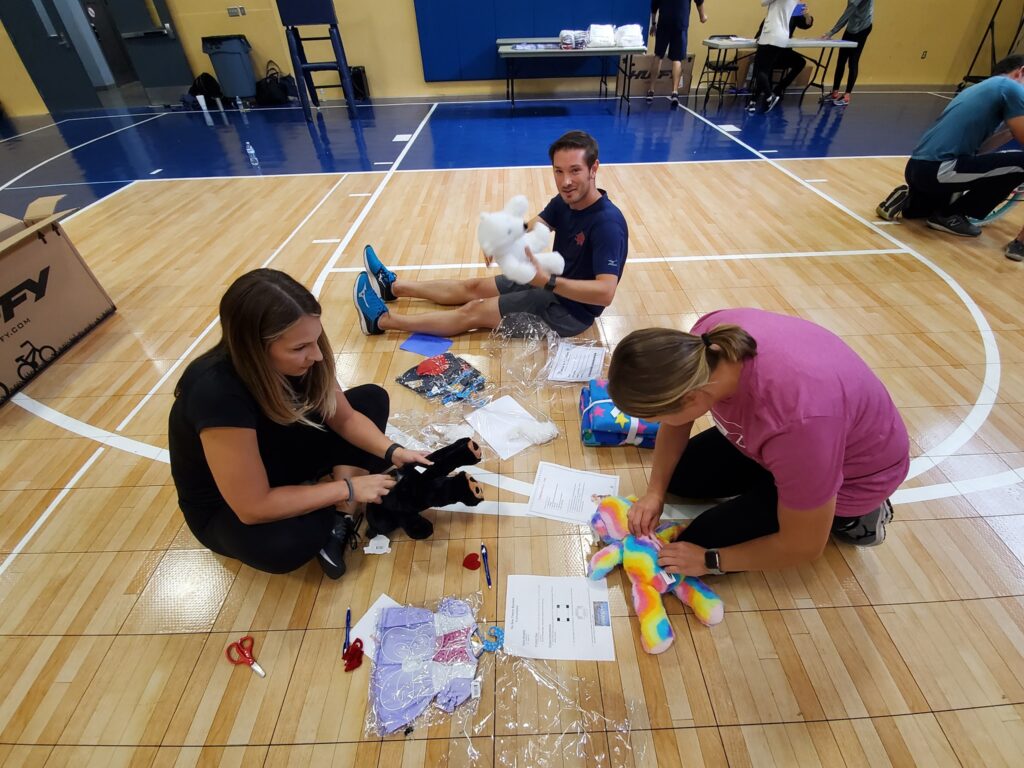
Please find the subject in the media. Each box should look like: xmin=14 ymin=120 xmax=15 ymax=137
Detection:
xmin=417 ymin=355 xmax=448 ymax=376
xmin=463 ymin=553 xmax=481 ymax=570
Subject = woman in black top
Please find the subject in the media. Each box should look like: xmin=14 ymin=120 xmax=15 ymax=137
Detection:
xmin=168 ymin=269 xmax=429 ymax=578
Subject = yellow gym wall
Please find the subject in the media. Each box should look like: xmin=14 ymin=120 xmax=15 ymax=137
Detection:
xmin=0 ymin=19 xmax=48 ymax=118
xmin=163 ymin=0 xmax=1008 ymax=98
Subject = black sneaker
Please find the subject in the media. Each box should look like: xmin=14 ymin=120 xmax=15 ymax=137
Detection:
xmin=876 ymin=185 xmax=909 ymax=221
xmin=317 ymin=513 xmax=363 ymax=579
xmin=645 ymin=90 xmax=654 ymax=104
xmin=832 ymin=499 xmax=894 ymax=547
xmin=670 ymin=91 xmax=679 ymax=109
xmin=927 ymin=213 xmax=982 ymax=237
xmin=745 ymin=100 xmax=757 ymax=113
xmin=1006 ymin=239 xmax=1024 ymax=262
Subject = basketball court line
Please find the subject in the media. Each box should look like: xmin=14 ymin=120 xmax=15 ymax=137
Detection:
xmin=326 ymin=248 xmax=908 ymax=273
xmin=0 ymin=114 xmax=165 ymax=193
xmin=113 ymin=173 xmax=351 ymax=433
xmin=311 ymin=103 xmax=438 ymax=297
xmin=680 ymin=102 xmax=1002 ymax=481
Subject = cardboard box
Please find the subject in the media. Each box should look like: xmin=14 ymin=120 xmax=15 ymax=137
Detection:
xmin=0 ymin=197 xmax=115 ymax=405
xmin=622 ymin=53 xmax=696 ymax=97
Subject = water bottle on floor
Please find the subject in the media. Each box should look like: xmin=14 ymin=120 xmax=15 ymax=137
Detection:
xmin=245 ymin=141 xmax=259 ymax=167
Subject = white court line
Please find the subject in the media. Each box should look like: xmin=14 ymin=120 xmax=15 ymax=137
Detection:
xmin=311 ymin=103 xmax=438 ymax=297
xmin=111 ymin=174 xmax=350 ymax=433
xmin=0 ymin=447 xmax=105 ymax=578
xmin=759 ymin=149 xmax=779 ymax=154
xmin=373 ymin=161 xmax=393 ymax=166
xmin=349 ymin=192 xmax=372 ymax=196
xmin=6 ymin=179 xmax=136 ymax=190
xmin=11 ymin=394 xmax=168 ymax=461
xmin=0 ymin=121 xmax=59 ymax=144
xmin=327 ymin=248 xmax=907 ymax=273
xmin=149 ymin=168 xmax=163 ymax=175
xmin=61 ymin=180 xmax=138 ymax=224
xmin=7 ymin=393 xmax=1024 ymax=508
xmin=313 ymin=238 xmax=341 ymax=244
xmin=0 ymin=113 xmax=165 ymax=193
xmin=804 ymin=179 xmax=829 ymax=183
xmin=928 ymin=92 xmax=954 ymax=101
xmin=681 ymin=102 xmax=1001 ymax=481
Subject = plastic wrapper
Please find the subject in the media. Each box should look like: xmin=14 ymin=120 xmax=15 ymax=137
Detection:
xmin=361 ymin=592 xmax=636 ymax=766
xmin=492 ymin=652 xmax=637 ymax=767
xmin=364 ymin=593 xmax=491 ymax=739
xmin=484 ymin=314 xmax=603 ymax=394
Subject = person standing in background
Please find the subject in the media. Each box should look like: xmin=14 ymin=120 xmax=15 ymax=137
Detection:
xmin=647 ymin=0 xmax=709 ymax=108
xmin=748 ymin=0 xmax=799 ymax=113
xmin=824 ymin=0 xmax=874 ymax=106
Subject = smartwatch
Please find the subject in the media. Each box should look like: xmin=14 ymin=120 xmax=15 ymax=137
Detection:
xmin=544 ymin=274 xmax=557 ymax=292
xmin=704 ymin=548 xmax=725 ymax=575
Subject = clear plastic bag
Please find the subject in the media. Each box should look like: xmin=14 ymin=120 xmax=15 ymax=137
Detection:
xmin=364 ymin=593 xmax=491 ymax=738
xmin=492 ymin=652 xmax=636 ymax=766
xmin=361 ymin=590 xmax=636 ymax=765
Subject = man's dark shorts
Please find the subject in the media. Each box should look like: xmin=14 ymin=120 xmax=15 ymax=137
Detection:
xmin=495 ymin=276 xmax=592 ymax=337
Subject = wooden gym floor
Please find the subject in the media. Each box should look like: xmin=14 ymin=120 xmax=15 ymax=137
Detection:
xmin=1 ymin=156 xmax=1023 ymax=767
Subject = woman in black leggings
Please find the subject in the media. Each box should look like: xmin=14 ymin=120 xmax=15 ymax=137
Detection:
xmin=168 ymin=269 xmax=431 ymax=579
xmin=825 ymin=0 xmax=874 ymax=106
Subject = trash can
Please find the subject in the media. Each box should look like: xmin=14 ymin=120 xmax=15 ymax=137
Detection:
xmin=201 ymin=35 xmax=256 ymax=98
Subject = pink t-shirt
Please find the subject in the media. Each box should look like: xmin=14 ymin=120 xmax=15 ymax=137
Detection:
xmin=691 ymin=308 xmax=910 ymax=516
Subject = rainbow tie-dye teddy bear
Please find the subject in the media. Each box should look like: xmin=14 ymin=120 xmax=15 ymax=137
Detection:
xmin=587 ymin=496 xmax=724 ymax=654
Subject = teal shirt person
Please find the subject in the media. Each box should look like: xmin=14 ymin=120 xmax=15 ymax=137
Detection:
xmin=912 ymin=76 xmax=1024 ymax=162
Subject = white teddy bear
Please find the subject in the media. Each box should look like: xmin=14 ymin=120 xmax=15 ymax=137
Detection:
xmin=477 ymin=195 xmax=565 ymax=285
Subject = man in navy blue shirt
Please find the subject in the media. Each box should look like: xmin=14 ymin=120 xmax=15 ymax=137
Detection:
xmin=354 ymin=131 xmax=629 ymax=337
xmin=646 ymin=0 xmax=708 ymax=108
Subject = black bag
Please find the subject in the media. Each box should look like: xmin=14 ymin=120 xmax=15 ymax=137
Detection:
xmin=189 ymin=72 xmax=223 ymax=100
xmin=350 ymin=65 xmax=369 ymax=101
xmin=255 ymin=60 xmax=291 ymax=106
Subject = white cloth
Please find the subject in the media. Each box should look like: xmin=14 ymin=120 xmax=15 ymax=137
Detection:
xmin=614 ymin=24 xmax=644 ymax=48
xmin=587 ymin=24 xmax=615 ymax=48
xmin=758 ymin=0 xmax=798 ymax=47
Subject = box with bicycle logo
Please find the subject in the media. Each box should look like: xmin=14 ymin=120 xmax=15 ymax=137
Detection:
xmin=0 ymin=196 xmax=115 ymax=405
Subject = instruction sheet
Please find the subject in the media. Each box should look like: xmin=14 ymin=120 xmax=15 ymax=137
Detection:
xmin=547 ymin=342 xmax=606 ymax=382
xmin=505 ymin=575 xmax=615 ymax=660
xmin=527 ymin=462 xmax=620 ymax=525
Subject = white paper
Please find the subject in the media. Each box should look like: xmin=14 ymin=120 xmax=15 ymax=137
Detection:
xmin=504 ymin=575 xmax=615 ymax=661
xmin=526 ymin=462 xmax=620 ymax=525
xmin=465 ymin=395 xmax=545 ymax=460
xmin=363 ymin=534 xmax=391 ymax=555
xmin=547 ymin=342 xmax=606 ymax=382
xmin=350 ymin=593 xmax=400 ymax=658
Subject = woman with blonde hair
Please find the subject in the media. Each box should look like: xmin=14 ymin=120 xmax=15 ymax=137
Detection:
xmin=607 ymin=308 xmax=908 ymax=578
xmin=169 ymin=269 xmax=429 ymax=579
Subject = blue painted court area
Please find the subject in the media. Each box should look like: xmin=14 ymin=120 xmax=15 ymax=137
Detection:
xmin=0 ymin=93 xmax=952 ymax=217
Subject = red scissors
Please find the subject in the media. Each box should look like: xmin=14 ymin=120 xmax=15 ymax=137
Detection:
xmin=225 ymin=635 xmax=265 ymax=677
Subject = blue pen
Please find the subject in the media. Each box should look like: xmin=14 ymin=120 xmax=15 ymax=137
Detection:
xmin=481 ymin=543 xmax=492 ymax=589
xmin=343 ymin=607 xmax=351 ymax=654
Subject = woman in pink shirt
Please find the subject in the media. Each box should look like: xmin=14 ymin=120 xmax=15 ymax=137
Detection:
xmin=607 ymin=308 xmax=909 ymax=577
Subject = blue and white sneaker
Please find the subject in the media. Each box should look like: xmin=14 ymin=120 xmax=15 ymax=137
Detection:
xmin=363 ymin=244 xmax=397 ymax=302
xmin=353 ymin=272 xmax=388 ymax=335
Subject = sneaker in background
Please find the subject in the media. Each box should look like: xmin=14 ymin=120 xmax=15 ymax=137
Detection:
xmin=926 ymin=213 xmax=982 ymax=237
xmin=363 ymin=244 xmax=397 ymax=302
xmin=832 ymin=499 xmax=894 ymax=547
xmin=353 ymin=272 xmax=388 ymax=335
xmin=876 ymin=185 xmax=909 ymax=221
